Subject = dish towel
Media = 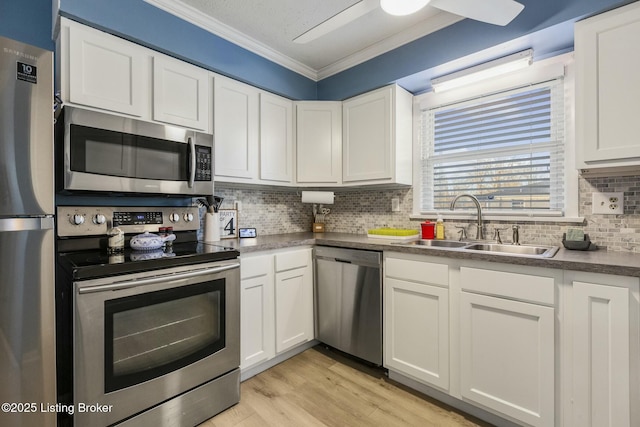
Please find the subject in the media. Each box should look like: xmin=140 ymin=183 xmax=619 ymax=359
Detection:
xmin=565 ymin=228 xmax=585 ymax=241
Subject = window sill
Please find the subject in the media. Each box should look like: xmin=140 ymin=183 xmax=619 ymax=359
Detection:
xmin=410 ymin=213 xmax=585 ymax=224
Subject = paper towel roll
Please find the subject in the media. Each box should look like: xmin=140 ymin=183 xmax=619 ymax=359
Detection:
xmin=301 ymin=191 xmax=334 ymax=204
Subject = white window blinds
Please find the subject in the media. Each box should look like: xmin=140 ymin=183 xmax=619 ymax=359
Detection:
xmin=420 ymin=79 xmax=565 ymax=215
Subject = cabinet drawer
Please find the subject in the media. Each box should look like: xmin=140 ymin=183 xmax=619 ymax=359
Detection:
xmin=275 ymin=249 xmax=311 ymax=272
xmin=460 ymin=267 xmax=554 ymax=305
xmin=241 ymin=255 xmax=272 ymax=279
xmin=386 ymin=257 xmax=448 ymax=287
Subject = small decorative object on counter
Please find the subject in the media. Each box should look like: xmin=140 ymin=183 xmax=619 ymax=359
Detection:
xmin=107 ymin=226 xmax=124 ymax=254
xmin=435 ymin=214 xmax=445 ymax=240
xmin=129 ymin=231 xmax=176 ymax=251
xmin=421 ymin=221 xmax=435 ymax=239
xmin=562 ymin=228 xmax=598 ymax=250
xmin=165 ymin=226 xmax=174 ymax=247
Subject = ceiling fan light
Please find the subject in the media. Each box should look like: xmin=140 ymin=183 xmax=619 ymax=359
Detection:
xmin=381 ymin=0 xmax=431 ymax=16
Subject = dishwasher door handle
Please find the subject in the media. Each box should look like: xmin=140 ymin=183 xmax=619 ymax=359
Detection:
xmin=335 ymin=258 xmax=353 ymax=264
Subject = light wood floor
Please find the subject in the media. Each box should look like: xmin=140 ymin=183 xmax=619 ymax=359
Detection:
xmin=200 ymin=346 xmax=492 ymax=427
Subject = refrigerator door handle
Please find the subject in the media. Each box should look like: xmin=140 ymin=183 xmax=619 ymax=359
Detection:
xmin=0 ymin=217 xmax=55 ymax=232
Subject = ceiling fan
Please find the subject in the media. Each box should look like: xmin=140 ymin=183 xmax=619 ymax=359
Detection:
xmin=294 ymin=0 xmax=525 ymax=44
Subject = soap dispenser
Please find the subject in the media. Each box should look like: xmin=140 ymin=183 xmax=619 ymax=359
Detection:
xmin=435 ymin=214 xmax=445 ymax=240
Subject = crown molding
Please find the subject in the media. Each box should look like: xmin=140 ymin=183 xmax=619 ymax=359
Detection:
xmin=145 ymin=0 xmax=463 ymax=82
xmin=144 ymin=0 xmax=319 ymax=80
xmin=316 ymin=12 xmax=463 ymax=80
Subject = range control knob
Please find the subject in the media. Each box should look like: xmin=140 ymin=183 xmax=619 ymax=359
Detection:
xmin=93 ymin=214 xmax=107 ymax=225
xmin=169 ymin=213 xmax=180 ymax=223
xmin=70 ymin=214 xmax=85 ymax=226
xmin=183 ymin=213 xmax=194 ymax=222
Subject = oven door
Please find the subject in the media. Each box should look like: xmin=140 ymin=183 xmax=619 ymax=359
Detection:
xmin=73 ymin=260 xmax=239 ymax=426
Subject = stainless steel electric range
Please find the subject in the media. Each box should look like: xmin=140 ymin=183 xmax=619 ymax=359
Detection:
xmin=55 ymin=206 xmax=240 ymax=427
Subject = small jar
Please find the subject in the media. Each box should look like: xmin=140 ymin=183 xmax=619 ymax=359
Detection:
xmin=107 ymin=226 xmax=124 ymax=253
xmin=165 ymin=227 xmax=174 ymax=247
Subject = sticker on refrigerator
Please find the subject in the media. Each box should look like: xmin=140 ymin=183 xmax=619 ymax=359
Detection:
xmin=17 ymin=62 xmax=37 ymax=83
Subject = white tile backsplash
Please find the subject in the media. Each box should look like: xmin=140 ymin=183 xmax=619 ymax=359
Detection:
xmin=210 ymin=174 xmax=640 ymax=253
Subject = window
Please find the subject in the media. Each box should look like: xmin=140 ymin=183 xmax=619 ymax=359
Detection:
xmin=416 ymin=59 xmax=573 ymax=219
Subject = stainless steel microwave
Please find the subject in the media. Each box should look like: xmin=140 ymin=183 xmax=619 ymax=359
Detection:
xmin=59 ymin=107 xmax=213 ymax=196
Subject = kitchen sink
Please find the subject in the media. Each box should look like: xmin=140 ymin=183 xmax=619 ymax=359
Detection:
xmin=400 ymin=240 xmax=469 ymax=248
xmin=392 ymin=239 xmax=560 ymax=258
xmin=463 ymin=243 xmax=559 ymax=258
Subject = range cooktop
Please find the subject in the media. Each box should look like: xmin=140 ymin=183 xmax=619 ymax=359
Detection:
xmin=59 ymin=241 xmax=239 ymax=280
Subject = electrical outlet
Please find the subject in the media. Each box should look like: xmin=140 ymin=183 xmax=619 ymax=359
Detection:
xmin=592 ymin=192 xmax=623 ymax=215
xmin=391 ymin=198 xmax=400 ymax=212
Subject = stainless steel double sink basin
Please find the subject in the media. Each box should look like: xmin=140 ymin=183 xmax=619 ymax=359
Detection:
xmin=392 ymin=239 xmax=559 ymax=258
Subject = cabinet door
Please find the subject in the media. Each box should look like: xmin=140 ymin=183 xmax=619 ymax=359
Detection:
xmin=342 ymin=87 xmax=392 ymax=182
xmin=259 ymin=93 xmax=293 ymax=183
xmin=460 ymin=292 xmax=554 ymax=427
xmin=576 ymin=2 xmax=640 ymax=164
xmin=296 ymin=102 xmax=342 ymax=185
xmin=274 ymin=265 xmax=313 ymax=354
xmin=214 ymin=76 xmax=259 ymax=181
xmin=572 ymin=281 xmax=631 ymax=427
xmin=240 ymin=256 xmax=275 ymax=370
xmin=384 ymin=278 xmax=449 ymax=390
xmin=153 ymin=56 xmax=209 ymax=131
xmin=68 ymin=23 xmax=148 ymax=117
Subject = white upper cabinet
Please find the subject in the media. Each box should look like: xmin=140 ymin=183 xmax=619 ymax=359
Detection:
xmin=62 ymin=18 xmax=149 ymax=117
xmin=295 ymin=101 xmax=342 ymax=186
xmin=575 ymin=2 xmax=640 ymax=174
xmin=259 ymin=93 xmax=294 ymax=184
xmin=342 ymin=85 xmax=412 ymax=186
xmin=153 ymin=55 xmax=209 ymax=131
xmin=59 ymin=18 xmax=211 ymax=132
xmin=213 ymin=75 xmax=259 ymax=182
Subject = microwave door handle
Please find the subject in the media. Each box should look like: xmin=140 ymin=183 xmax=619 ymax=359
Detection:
xmin=188 ymin=136 xmax=196 ymax=188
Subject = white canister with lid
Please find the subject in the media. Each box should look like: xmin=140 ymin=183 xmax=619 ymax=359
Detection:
xmin=107 ymin=226 xmax=125 ymax=253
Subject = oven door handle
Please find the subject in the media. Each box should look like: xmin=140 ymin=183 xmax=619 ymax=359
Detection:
xmin=77 ymin=262 xmax=240 ymax=294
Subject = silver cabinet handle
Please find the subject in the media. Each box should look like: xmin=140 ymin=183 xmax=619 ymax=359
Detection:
xmin=78 ymin=262 xmax=239 ymax=294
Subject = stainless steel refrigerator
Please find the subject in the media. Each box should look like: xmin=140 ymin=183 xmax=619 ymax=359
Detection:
xmin=0 ymin=36 xmax=56 ymax=427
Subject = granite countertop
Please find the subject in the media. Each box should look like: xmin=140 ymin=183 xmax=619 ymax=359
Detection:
xmin=217 ymin=232 xmax=640 ymax=277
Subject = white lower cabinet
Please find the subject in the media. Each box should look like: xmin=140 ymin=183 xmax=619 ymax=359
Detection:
xmin=566 ymin=271 xmax=640 ymax=427
xmin=459 ymin=292 xmax=555 ymax=426
xmin=239 ymin=254 xmax=274 ymax=370
xmin=459 ymin=266 xmax=556 ymax=427
xmin=384 ymin=255 xmax=449 ymax=391
xmin=274 ymin=249 xmax=314 ymax=353
xmin=240 ymin=248 xmax=313 ymax=374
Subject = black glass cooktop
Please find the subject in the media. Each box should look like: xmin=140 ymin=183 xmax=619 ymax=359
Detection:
xmin=59 ymin=241 xmax=239 ymax=280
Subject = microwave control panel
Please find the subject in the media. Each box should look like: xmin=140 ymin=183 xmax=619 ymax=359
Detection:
xmin=195 ymin=146 xmax=212 ymax=181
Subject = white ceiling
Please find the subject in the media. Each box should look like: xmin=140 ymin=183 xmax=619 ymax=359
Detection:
xmin=145 ymin=0 xmax=464 ymax=80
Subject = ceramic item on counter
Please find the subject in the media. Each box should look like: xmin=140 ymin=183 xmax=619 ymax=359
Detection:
xmin=129 ymin=231 xmax=176 ymax=251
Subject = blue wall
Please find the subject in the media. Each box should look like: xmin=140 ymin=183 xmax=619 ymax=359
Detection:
xmin=0 ymin=0 xmax=53 ymax=50
xmin=0 ymin=0 xmax=633 ymax=100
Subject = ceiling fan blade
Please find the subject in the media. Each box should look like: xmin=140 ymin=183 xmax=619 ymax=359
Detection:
xmin=293 ymin=0 xmax=379 ymax=44
xmin=430 ymin=0 xmax=524 ymax=26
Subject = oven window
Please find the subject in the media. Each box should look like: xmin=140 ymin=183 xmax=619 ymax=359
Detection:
xmin=69 ymin=124 xmax=188 ymax=181
xmin=104 ymin=280 xmax=225 ymax=393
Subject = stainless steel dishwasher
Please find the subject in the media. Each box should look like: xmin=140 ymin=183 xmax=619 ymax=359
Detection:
xmin=315 ymin=246 xmax=382 ymax=365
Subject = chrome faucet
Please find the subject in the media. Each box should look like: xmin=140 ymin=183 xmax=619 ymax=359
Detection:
xmin=450 ymin=194 xmax=484 ymax=240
